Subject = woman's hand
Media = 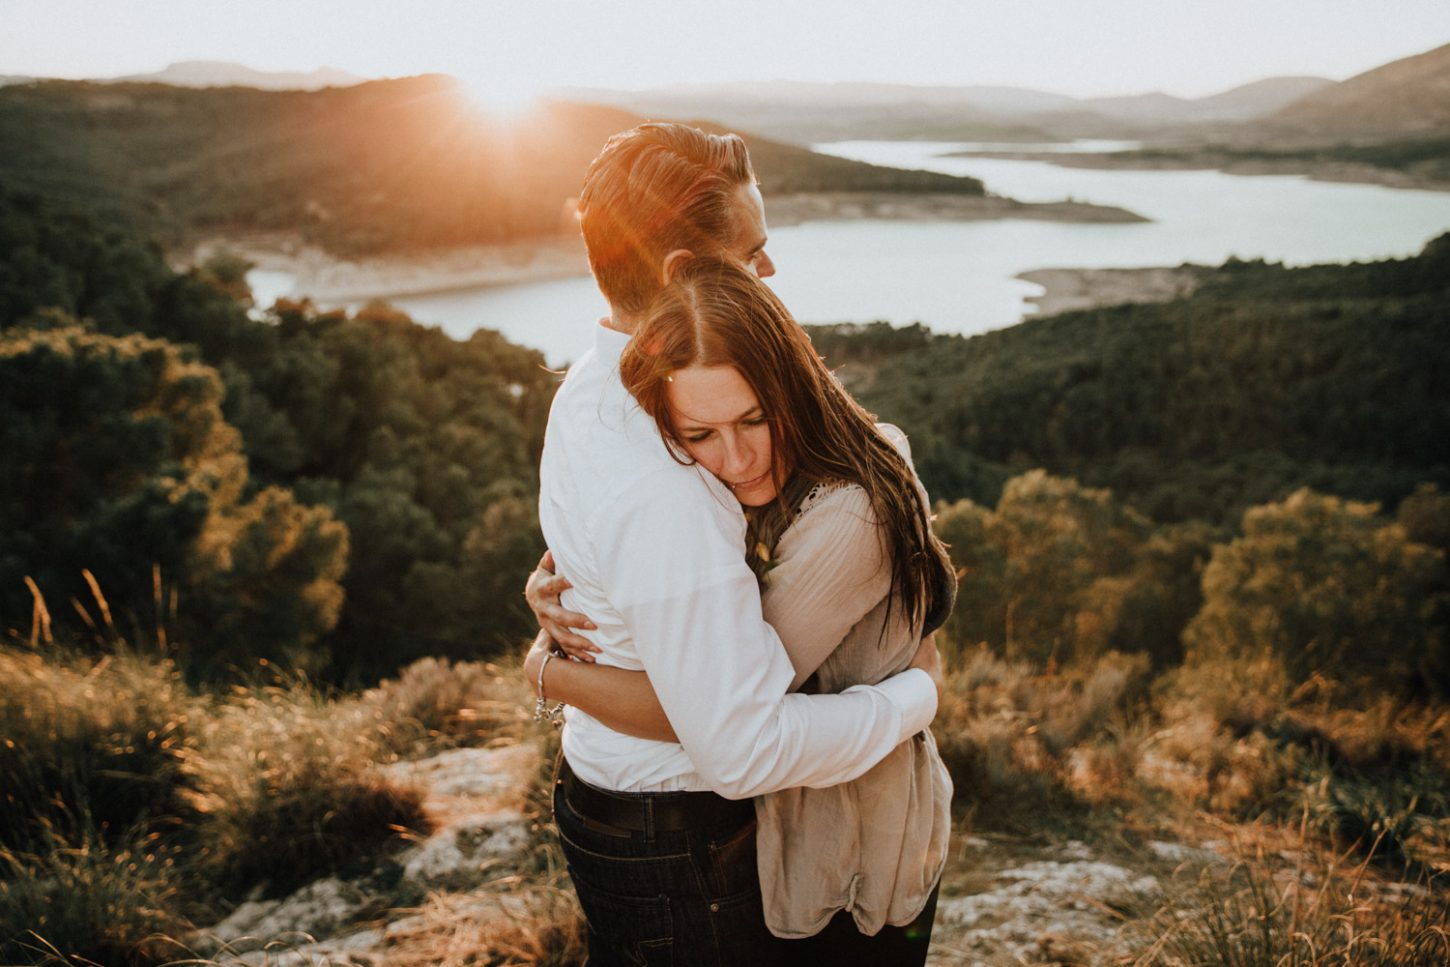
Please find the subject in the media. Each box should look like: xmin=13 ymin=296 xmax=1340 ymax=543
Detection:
xmin=525 ymin=550 xmax=601 ymax=662
xmin=908 ymin=633 xmax=947 ymax=707
xmin=524 ymin=628 xmax=552 ymax=697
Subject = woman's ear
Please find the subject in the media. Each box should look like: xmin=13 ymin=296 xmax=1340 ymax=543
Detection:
xmin=661 ymin=248 xmax=694 ymax=285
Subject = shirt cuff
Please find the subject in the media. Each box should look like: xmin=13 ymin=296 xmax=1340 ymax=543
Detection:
xmin=867 ymin=667 xmax=938 ymax=740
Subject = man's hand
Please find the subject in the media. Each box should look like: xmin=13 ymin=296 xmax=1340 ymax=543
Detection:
xmin=525 ymin=550 xmax=601 ymax=661
xmin=907 ymin=633 xmax=946 ymax=707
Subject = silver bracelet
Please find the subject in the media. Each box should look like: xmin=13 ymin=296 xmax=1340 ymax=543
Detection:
xmin=533 ymin=651 xmax=566 ymax=725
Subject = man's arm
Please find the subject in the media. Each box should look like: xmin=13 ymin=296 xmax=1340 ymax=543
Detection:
xmin=595 ymin=469 xmax=938 ymax=799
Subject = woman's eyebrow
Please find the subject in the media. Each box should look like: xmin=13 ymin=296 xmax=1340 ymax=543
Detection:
xmin=676 ymin=406 xmax=764 ymax=427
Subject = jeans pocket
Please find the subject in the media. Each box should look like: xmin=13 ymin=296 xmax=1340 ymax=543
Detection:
xmin=572 ymin=880 xmax=674 ymax=967
xmin=706 ymin=885 xmax=781 ymax=964
xmin=703 ymin=818 xmax=759 ymax=899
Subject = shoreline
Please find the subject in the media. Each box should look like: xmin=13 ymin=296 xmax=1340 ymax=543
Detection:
xmin=941 ymin=149 xmax=1450 ymax=194
xmin=1016 ymin=265 xmax=1207 ymax=318
xmin=765 ymin=191 xmax=1145 ymax=226
xmin=184 ymin=191 xmax=1147 ymax=304
xmin=184 ymin=234 xmax=592 ymax=303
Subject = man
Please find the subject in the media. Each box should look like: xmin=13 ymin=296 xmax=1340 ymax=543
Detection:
xmin=528 ymin=123 xmax=944 ymax=965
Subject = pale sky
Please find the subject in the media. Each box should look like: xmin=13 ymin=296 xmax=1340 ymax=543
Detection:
xmin=4 ymin=0 xmax=1450 ymax=101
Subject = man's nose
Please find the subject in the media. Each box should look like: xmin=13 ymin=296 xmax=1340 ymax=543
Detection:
xmin=755 ymin=250 xmax=776 ymax=279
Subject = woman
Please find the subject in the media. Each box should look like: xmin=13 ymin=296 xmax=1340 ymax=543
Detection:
xmin=526 ymin=256 xmax=956 ymax=962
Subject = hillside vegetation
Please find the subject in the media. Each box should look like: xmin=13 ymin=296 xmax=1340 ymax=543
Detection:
xmin=0 ymin=76 xmax=982 ymax=256
xmin=812 ymin=236 xmax=1450 ymax=526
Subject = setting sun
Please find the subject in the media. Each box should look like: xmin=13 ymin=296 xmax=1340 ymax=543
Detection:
xmin=455 ymin=70 xmax=547 ymax=121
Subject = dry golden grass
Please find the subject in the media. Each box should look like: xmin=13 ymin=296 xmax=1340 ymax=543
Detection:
xmin=1123 ymin=832 xmax=1450 ymax=966
xmin=366 ymin=657 xmax=536 ymax=757
xmin=381 ymin=875 xmax=587 ymax=967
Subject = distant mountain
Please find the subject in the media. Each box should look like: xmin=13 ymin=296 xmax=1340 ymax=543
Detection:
xmin=563 ymin=81 xmax=1052 ymax=143
xmin=570 ymin=75 xmax=1343 ymax=144
xmin=1079 ymin=92 xmax=1195 ymax=127
xmin=115 ymin=60 xmax=366 ymax=90
xmin=1191 ymin=76 xmax=1333 ymax=122
xmin=0 ymin=75 xmax=36 ymax=88
xmin=1269 ymin=42 xmax=1450 ymax=136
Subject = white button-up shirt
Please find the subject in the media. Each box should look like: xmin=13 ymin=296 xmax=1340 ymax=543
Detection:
xmin=538 ymin=322 xmax=937 ymax=798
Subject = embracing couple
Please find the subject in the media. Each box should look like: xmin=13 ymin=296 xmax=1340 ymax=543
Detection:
xmin=521 ymin=122 xmax=956 ymax=965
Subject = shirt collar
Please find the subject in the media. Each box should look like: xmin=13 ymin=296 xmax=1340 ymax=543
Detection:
xmin=594 ymin=318 xmax=631 ymax=362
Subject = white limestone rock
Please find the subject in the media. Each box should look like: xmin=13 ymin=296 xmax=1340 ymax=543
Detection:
xmin=401 ymin=808 xmax=533 ymax=889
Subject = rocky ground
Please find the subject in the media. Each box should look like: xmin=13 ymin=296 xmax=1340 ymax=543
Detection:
xmin=187 ymin=742 xmax=550 ymax=966
xmin=182 ymin=738 xmax=1234 ymax=966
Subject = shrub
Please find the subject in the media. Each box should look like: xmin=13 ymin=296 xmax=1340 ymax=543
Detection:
xmin=188 ymin=676 xmax=429 ymax=896
xmin=1151 ymin=657 xmax=1450 ymax=867
xmin=0 ymin=645 xmax=203 ymax=854
xmin=0 ymin=823 xmax=188 ymax=967
xmin=1129 ymin=852 xmax=1450 ymax=966
xmin=932 ymin=647 xmax=1150 ymax=825
xmin=1184 ymin=488 xmax=1448 ymax=697
xmin=367 ymin=657 xmax=533 ymax=756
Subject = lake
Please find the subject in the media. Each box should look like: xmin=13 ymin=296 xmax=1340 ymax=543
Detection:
xmin=249 ymin=141 xmax=1450 ymax=366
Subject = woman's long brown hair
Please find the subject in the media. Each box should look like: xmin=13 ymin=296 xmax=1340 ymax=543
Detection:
xmin=619 ymin=257 xmax=954 ymax=631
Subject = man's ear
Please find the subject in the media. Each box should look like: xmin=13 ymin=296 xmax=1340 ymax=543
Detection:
xmin=661 ymin=249 xmax=693 ymax=285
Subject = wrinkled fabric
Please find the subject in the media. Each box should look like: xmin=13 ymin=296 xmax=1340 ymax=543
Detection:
xmin=755 ymin=428 xmax=954 ymax=938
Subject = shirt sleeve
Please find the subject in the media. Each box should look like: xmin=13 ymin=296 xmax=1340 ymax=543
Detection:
xmin=761 ymin=485 xmax=894 ymax=690
xmin=594 ymin=467 xmax=937 ymax=799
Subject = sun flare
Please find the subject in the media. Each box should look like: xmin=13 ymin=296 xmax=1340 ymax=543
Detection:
xmin=456 ymin=72 xmax=547 ymax=121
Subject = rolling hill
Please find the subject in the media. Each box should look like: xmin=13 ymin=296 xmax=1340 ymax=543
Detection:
xmin=115 ymin=60 xmax=367 ymax=90
xmin=570 ymin=74 xmax=1339 ymax=144
xmin=1269 ymin=42 xmax=1450 ymax=136
xmin=0 ymin=75 xmax=983 ymax=255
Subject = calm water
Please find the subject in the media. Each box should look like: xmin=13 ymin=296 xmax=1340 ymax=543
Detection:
xmin=249 ymin=141 xmax=1450 ymax=366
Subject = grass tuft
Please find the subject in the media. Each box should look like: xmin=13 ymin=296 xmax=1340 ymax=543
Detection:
xmin=1128 ymin=846 xmax=1450 ymax=966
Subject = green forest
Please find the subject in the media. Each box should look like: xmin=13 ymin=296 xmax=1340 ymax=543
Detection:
xmin=4 ymin=79 xmax=1450 ymax=964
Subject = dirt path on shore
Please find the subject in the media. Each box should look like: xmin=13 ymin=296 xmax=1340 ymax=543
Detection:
xmin=1017 ymin=266 xmax=1208 ymax=317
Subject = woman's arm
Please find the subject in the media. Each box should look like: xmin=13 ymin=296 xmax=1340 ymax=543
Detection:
xmin=520 ymin=479 xmax=899 ymax=730
xmin=524 ymin=631 xmax=677 ymax=742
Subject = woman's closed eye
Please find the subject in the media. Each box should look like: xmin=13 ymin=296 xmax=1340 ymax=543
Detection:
xmin=684 ymin=416 xmax=767 ymax=443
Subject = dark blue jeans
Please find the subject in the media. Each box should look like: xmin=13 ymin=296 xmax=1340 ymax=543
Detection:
xmin=553 ymin=774 xmax=786 ymax=967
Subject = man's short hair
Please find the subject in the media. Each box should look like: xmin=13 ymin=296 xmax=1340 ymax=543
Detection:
xmin=578 ymin=123 xmax=755 ymax=317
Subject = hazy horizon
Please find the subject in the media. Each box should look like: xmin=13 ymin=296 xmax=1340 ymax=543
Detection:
xmin=6 ymin=0 xmax=1450 ymax=104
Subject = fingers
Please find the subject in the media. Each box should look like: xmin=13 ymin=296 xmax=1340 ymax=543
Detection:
xmin=552 ymin=629 xmax=599 ymax=662
xmin=542 ymin=612 xmax=598 ymax=652
xmin=535 ymin=573 xmax=573 ymax=600
xmin=524 ymin=570 xmax=571 ymax=611
xmin=545 ymin=603 xmax=595 ymax=631
xmin=526 ymin=574 xmax=597 ymax=632
xmin=523 ymin=553 xmax=599 ymax=660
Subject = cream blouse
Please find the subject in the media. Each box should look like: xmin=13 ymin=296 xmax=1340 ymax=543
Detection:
xmin=753 ymin=428 xmax=953 ymax=938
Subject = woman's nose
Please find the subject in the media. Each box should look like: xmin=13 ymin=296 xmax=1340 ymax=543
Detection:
xmin=722 ymin=433 xmax=754 ymax=476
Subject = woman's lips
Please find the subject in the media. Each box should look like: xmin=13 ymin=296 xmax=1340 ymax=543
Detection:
xmin=728 ymin=469 xmax=770 ymax=491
